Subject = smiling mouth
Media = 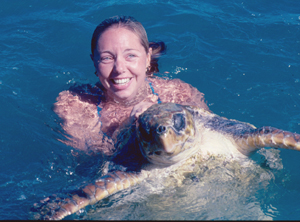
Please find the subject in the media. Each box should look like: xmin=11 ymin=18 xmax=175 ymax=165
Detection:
xmin=112 ymin=78 xmax=132 ymax=85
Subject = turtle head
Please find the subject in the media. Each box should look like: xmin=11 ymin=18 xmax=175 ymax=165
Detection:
xmin=137 ymin=103 xmax=198 ymax=166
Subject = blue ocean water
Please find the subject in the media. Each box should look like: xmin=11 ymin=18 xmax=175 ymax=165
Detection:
xmin=0 ymin=0 xmax=299 ymax=220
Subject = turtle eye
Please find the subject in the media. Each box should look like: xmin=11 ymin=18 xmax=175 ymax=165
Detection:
xmin=173 ymin=113 xmax=185 ymax=132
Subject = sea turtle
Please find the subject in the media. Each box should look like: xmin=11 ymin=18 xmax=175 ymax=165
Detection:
xmin=31 ymin=103 xmax=300 ymax=220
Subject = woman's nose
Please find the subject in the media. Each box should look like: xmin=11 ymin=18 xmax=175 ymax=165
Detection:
xmin=113 ymin=57 xmax=126 ymax=74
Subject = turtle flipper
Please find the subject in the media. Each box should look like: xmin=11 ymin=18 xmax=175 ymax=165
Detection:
xmin=31 ymin=171 xmax=144 ymax=220
xmin=236 ymin=126 xmax=300 ymax=155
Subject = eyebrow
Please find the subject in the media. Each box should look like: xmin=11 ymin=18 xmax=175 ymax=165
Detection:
xmin=99 ymin=48 xmax=139 ymax=54
xmin=99 ymin=50 xmax=113 ymax=54
xmin=124 ymin=48 xmax=138 ymax=52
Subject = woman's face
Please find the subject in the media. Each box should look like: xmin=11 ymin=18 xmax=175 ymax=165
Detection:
xmin=91 ymin=27 xmax=151 ymax=101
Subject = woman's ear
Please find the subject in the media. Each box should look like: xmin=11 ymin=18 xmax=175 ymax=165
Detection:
xmin=90 ymin=54 xmax=99 ymax=77
xmin=90 ymin=54 xmax=94 ymax=61
xmin=147 ymin=48 xmax=152 ymax=67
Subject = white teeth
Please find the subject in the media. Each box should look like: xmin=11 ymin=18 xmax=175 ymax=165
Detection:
xmin=113 ymin=78 xmax=131 ymax=85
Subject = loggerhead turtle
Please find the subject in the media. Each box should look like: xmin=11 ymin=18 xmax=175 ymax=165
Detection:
xmin=31 ymin=103 xmax=300 ymax=220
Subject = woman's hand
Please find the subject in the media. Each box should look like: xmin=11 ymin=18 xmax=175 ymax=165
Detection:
xmin=130 ymin=101 xmax=156 ymax=121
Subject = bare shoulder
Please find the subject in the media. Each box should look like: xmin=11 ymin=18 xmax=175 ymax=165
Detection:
xmin=53 ymin=84 xmax=101 ymax=122
xmin=149 ymin=77 xmax=209 ymax=110
xmin=148 ymin=76 xmax=183 ymax=86
xmin=149 ymin=77 xmax=198 ymax=91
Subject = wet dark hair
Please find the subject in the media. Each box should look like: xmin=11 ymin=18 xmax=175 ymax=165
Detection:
xmin=91 ymin=15 xmax=166 ymax=76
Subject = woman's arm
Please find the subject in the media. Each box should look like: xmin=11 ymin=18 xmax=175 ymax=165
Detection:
xmin=53 ymin=90 xmax=114 ymax=155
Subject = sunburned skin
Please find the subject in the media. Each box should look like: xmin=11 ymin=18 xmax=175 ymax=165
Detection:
xmin=53 ymin=77 xmax=209 ymax=155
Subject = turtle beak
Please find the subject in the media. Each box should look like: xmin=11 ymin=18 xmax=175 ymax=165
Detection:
xmin=159 ymin=137 xmax=176 ymax=153
xmin=136 ymin=103 xmax=198 ymax=166
xmin=156 ymin=125 xmax=181 ymax=155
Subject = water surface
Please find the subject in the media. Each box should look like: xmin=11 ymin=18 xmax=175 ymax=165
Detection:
xmin=0 ymin=0 xmax=300 ymax=220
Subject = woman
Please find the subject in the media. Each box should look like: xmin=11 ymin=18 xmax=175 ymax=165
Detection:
xmin=54 ymin=16 xmax=209 ymax=155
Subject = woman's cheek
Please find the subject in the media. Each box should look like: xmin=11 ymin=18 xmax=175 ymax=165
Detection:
xmin=98 ymin=64 xmax=112 ymax=78
xmin=133 ymin=63 xmax=147 ymax=77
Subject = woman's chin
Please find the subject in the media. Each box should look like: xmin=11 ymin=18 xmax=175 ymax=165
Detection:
xmin=106 ymin=78 xmax=147 ymax=103
xmin=111 ymin=90 xmax=135 ymax=101
xmin=110 ymin=84 xmax=140 ymax=101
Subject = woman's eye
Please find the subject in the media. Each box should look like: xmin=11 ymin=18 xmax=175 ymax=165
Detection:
xmin=99 ymin=56 xmax=114 ymax=64
xmin=101 ymin=56 xmax=112 ymax=61
xmin=127 ymin=54 xmax=136 ymax=59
